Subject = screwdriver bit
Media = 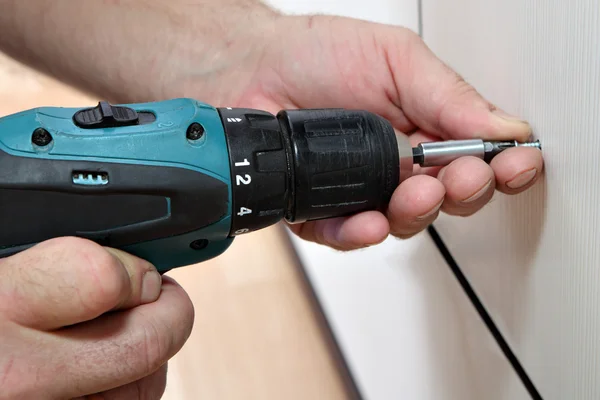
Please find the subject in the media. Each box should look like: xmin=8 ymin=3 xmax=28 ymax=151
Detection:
xmin=411 ymin=139 xmax=542 ymax=167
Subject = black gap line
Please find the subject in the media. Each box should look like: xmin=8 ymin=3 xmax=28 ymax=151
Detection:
xmin=417 ymin=0 xmax=423 ymax=36
xmin=427 ymin=225 xmax=543 ymax=400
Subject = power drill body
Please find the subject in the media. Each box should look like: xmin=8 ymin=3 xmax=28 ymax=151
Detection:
xmin=0 ymin=98 xmax=407 ymax=272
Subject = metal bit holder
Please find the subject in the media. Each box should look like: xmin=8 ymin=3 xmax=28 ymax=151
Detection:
xmin=412 ymin=139 xmax=542 ymax=167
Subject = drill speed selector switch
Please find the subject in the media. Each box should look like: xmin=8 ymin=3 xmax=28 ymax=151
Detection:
xmin=73 ymin=101 xmax=157 ymax=129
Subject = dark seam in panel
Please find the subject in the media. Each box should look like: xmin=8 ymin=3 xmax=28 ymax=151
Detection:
xmin=427 ymin=225 xmax=543 ymax=400
xmin=417 ymin=0 xmax=423 ymax=36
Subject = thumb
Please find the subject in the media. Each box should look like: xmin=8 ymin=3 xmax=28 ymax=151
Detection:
xmin=391 ymin=30 xmax=532 ymax=141
xmin=0 ymin=237 xmax=162 ymax=330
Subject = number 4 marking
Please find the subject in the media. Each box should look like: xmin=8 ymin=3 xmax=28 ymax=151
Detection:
xmin=235 ymin=159 xmax=250 ymax=167
xmin=238 ymin=207 xmax=252 ymax=216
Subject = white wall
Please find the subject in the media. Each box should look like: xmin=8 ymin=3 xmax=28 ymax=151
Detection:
xmin=264 ymin=1 xmax=531 ymax=398
xmin=263 ymin=0 xmax=418 ymax=26
xmin=423 ymin=0 xmax=600 ymax=398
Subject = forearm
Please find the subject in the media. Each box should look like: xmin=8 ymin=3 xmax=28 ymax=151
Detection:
xmin=0 ymin=0 xmax=280 ymax=103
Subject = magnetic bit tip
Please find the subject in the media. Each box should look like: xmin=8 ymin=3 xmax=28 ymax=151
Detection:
xmin=483 ymin=139 xmax=542 ymax=161
xmin=518 ymin=139 xmax=542 ymax=150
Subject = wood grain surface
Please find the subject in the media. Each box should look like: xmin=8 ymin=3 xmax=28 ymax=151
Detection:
xmin=0 ymin=51 xmax=351 ymax=399
xmin=422 ymin=0 xmax=600 ymax=398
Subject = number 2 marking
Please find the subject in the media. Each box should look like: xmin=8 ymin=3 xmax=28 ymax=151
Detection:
xmin=235 ymin=159 xmax=250 ymax=167
xmin=237 ymin=207 xmax=252 ymax=216
xmin=236 ymin=174 xmax=251 ymax=185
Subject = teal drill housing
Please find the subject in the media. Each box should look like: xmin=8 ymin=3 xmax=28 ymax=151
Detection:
xmin=0 ymin=98 xmax=234 ymax=272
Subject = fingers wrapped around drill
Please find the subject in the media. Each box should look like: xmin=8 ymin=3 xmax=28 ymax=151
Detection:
xmin=50 ymin=275 xmax=192 ymax=398
xmin=434 ymin=147 xmax=543 ymax=218
xmin=490 ymin=146 xmax=544 ymax=194
xmin=387 ymin=175 xmax=445 ymax=239
xmin=2 ymin=276 xmax=192 ymax=398
xmin=0 ymin=238 xmax=195 ymax=398
xmin=434 ymin=156 xmax=496 ymax=217
xmin=288 ymin=212 xmax=390 ymax=251
xmin=0 ymin=236 xmax=163 ymax=330
xmin=71 ymin=363 xmax=169 ymax=400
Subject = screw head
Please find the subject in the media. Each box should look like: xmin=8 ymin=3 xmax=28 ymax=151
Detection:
xmin=189 ymin=239 xmax=209 ymax=250
xmin=186 ymin=123 xmax=205 ymax=141
xmin=32 ymin=128 xmax=53 ymax=146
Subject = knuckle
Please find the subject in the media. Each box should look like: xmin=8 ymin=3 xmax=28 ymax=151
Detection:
xmin=452 ymin=79 xmax=479 ymax=101
xmin=13 ymin=237 xmax=130 ymax=316
xmin=88 ymin=261 xmax=128 ymax=309
xmin=39 ymin=235 xmax=93 ymax=250
xmin=62 ymin=238 xmax=128 ymax=311
xmin=397 ymin=26 xmax=422 ymax=47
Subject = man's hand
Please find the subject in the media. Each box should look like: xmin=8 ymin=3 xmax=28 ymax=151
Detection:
xmin=0 ymin=237 xmax=194 ymax=399
xmin=202 ymin=13 xmax=545 ymax=250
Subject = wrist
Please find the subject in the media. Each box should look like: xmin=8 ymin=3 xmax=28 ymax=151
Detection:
xmin=0 ymin=0 xmax=285 ymax=105
xmin=155 ymin=1 xmax=285 ymax=104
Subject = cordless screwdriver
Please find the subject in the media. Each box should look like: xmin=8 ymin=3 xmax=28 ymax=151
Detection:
xmin=0 ymin=98 xmax=541 ymax=272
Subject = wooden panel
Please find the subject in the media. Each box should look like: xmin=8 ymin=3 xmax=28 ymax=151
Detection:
xmin=422 ymin=0 xmax=600 ymax=398
xmin=163 ymin=226 xmax=352 ymax=400
xmin=0 ymin=52 xmax=350 ymax=399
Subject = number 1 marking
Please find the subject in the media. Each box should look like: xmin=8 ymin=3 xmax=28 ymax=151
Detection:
xmin=235 ymin=159 xmax=250 ymax=167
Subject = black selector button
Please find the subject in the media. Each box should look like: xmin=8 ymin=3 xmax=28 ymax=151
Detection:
xmin=73 ymin=101 xmax=140 ymax=129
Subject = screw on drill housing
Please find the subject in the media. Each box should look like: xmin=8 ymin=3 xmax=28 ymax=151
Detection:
xmin=31 ymin=128 xmax=53 ymax=146
xmin=186 ymin=123 xmax=205 ymax=141
xmin=189 ymin=239 xmax=209 ymax=250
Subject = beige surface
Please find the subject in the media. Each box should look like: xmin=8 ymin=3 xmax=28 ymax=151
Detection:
xmin=0 ymin=52 xmax=350 ymax=399
xmin=163 ymin=227 xmax=350 ymax=399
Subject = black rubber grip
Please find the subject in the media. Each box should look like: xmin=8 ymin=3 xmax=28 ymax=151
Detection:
xmin=278 ymin=109 xmax=400 ymax=223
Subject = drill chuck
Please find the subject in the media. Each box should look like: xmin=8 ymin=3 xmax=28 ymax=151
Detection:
xmin=218 ymin=107 xmax=412 ymax=236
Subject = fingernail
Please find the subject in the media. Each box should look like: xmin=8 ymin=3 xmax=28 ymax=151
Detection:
xmin=462 ymin=179 xmax=493 ymax=203
xmin=506 ymin=168 xmax=537 ymax=189
xmin=141 ymin=270 xmax=162 ymax=303
xmin=416 ymin=199 xmax=444 ymax=220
